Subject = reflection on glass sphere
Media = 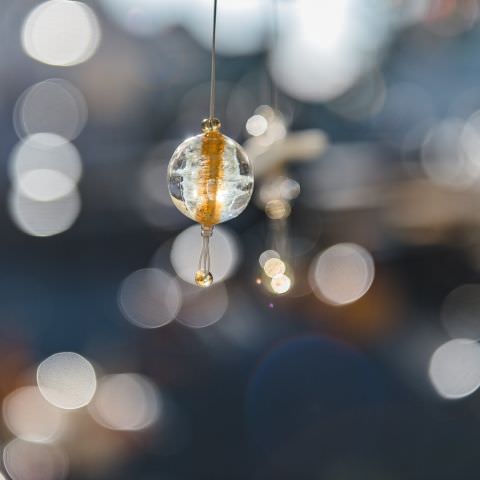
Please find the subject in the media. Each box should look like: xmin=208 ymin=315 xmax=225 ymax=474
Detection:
xmin=168 ymin=129 xmax=253 ymax=226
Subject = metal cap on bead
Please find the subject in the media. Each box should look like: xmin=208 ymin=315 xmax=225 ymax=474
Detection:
xmin=201 ymin=117 xmax=221 ymax=133
xmin=201 ymin=225 xmax=214 ymax=237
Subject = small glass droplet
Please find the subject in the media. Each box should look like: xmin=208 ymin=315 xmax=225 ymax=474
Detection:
xmin=195 ymin=270 xmax=213 ymax=288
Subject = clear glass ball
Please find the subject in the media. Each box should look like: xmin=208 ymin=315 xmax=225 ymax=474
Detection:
xmin=168 ymin=130 xmax=254 ymax=226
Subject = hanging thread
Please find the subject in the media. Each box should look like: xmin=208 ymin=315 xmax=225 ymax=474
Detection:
xmin=195 ymin=226 xmax=213 ymax=287
xmin=270 ymin=0 xmax=279 ymax=112
xmin=167 ymin=0 xmax=254 ymax=289
xmin=209 ymin=0 xmax=218 ymax=120
xmin=194 ymin=0 xmax=219 ymax=288
xmin=198 ymin=226 xmax=212 ymax=274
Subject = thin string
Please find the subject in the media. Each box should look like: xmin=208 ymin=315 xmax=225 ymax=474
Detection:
xmin=204 ymin=236 xmax=211 ymax=273
xmin=209 ymin=0 xmax=218 ymax=119
xmin=270 ymin=0 xmax=279 ymax=112
xmin=198 ymin=227 xmax=212 ymax=273
xmin=198 ymin=235 xmax=211 ymax=273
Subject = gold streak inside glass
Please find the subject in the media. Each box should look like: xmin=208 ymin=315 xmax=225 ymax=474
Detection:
xmin=195 ymin=131 xmax=225 ymax=226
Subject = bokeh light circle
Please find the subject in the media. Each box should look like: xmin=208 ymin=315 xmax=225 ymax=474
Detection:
xmin=269 ymin=0 xmax=390 ymax=102
xmin=309 ymin=243 xmax=375 ymax=305
xmin=10 ymin=133 xmax=82 ymax=184
xmin=258 ymin=250 xmax=280 ymax=268
xmin=442 ymin=284 xmax=480 ymax=340
xmin=271 ymin=274 xmax=292 ymax=294
xmin=171 ymin=225 xmax=239 ymax=285
xmin=263 ymin=258 xmax=286 ymax=278
xmin=17 ymin=170 xmax=76 ymax=202
xmin=3 ymin=386 xmax=64 ymax=443
xmin=177 ymin=283 xmax=229 ymax=329
xmin=3 ymin=439 xmax=68 ymax=480
xmin=37 ymin=352 xmax=97 ymax=410
xmin=421 ymin=120 xmax=480 ymax=189
xmin=119 ymin=268 xmax=182 ymax=329
xmin=14 ymin=79 xmax=87 ymax=141
xmin=100 ymin=0 xmax=183 ymax=37
xmin=429 ymin=339 xmax=480 ymax=399
xmin=246 ymin=114 xmax=268 ymax=137
xmin=9 ymin=188 xmax=81 ymax=237
xmin=22 ymin=0 xmax=101 ymax=67
xmin=90 ymin=374 xmax=160 ymax=431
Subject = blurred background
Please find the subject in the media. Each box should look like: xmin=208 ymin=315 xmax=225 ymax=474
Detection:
xmin=1 ymin=0 xmax=480 ymax=478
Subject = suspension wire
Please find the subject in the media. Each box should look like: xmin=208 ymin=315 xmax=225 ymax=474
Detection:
xmin=196 ymin=0 xmax=217 ymax=284
xmin=270 ymin=0 xmax=279 ymax=112
xmin=198 ymin=226 xmax=213 ymax=274
xmin=209 ymin=0 xmax=218 ymax=119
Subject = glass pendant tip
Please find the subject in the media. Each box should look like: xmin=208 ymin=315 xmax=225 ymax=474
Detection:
xmin=195 ymin=270 xmax=214 ymax=288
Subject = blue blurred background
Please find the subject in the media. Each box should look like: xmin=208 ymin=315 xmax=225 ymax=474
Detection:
xmin=1 ymin=0 xmax=480 ymax=479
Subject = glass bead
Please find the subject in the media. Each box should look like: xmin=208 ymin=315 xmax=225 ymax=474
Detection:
xmin=168 ymin=130 xmax=254 ymax=226
xmin=195 ymin=270 xmax=213 ymax=288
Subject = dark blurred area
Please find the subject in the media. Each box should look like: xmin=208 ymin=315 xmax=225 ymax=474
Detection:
xmin=2 ymin=0 xmax=480 ymax=479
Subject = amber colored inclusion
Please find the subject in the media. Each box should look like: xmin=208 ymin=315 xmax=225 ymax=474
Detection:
xmin=194 ymin=129 xmax=225 ymax=226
